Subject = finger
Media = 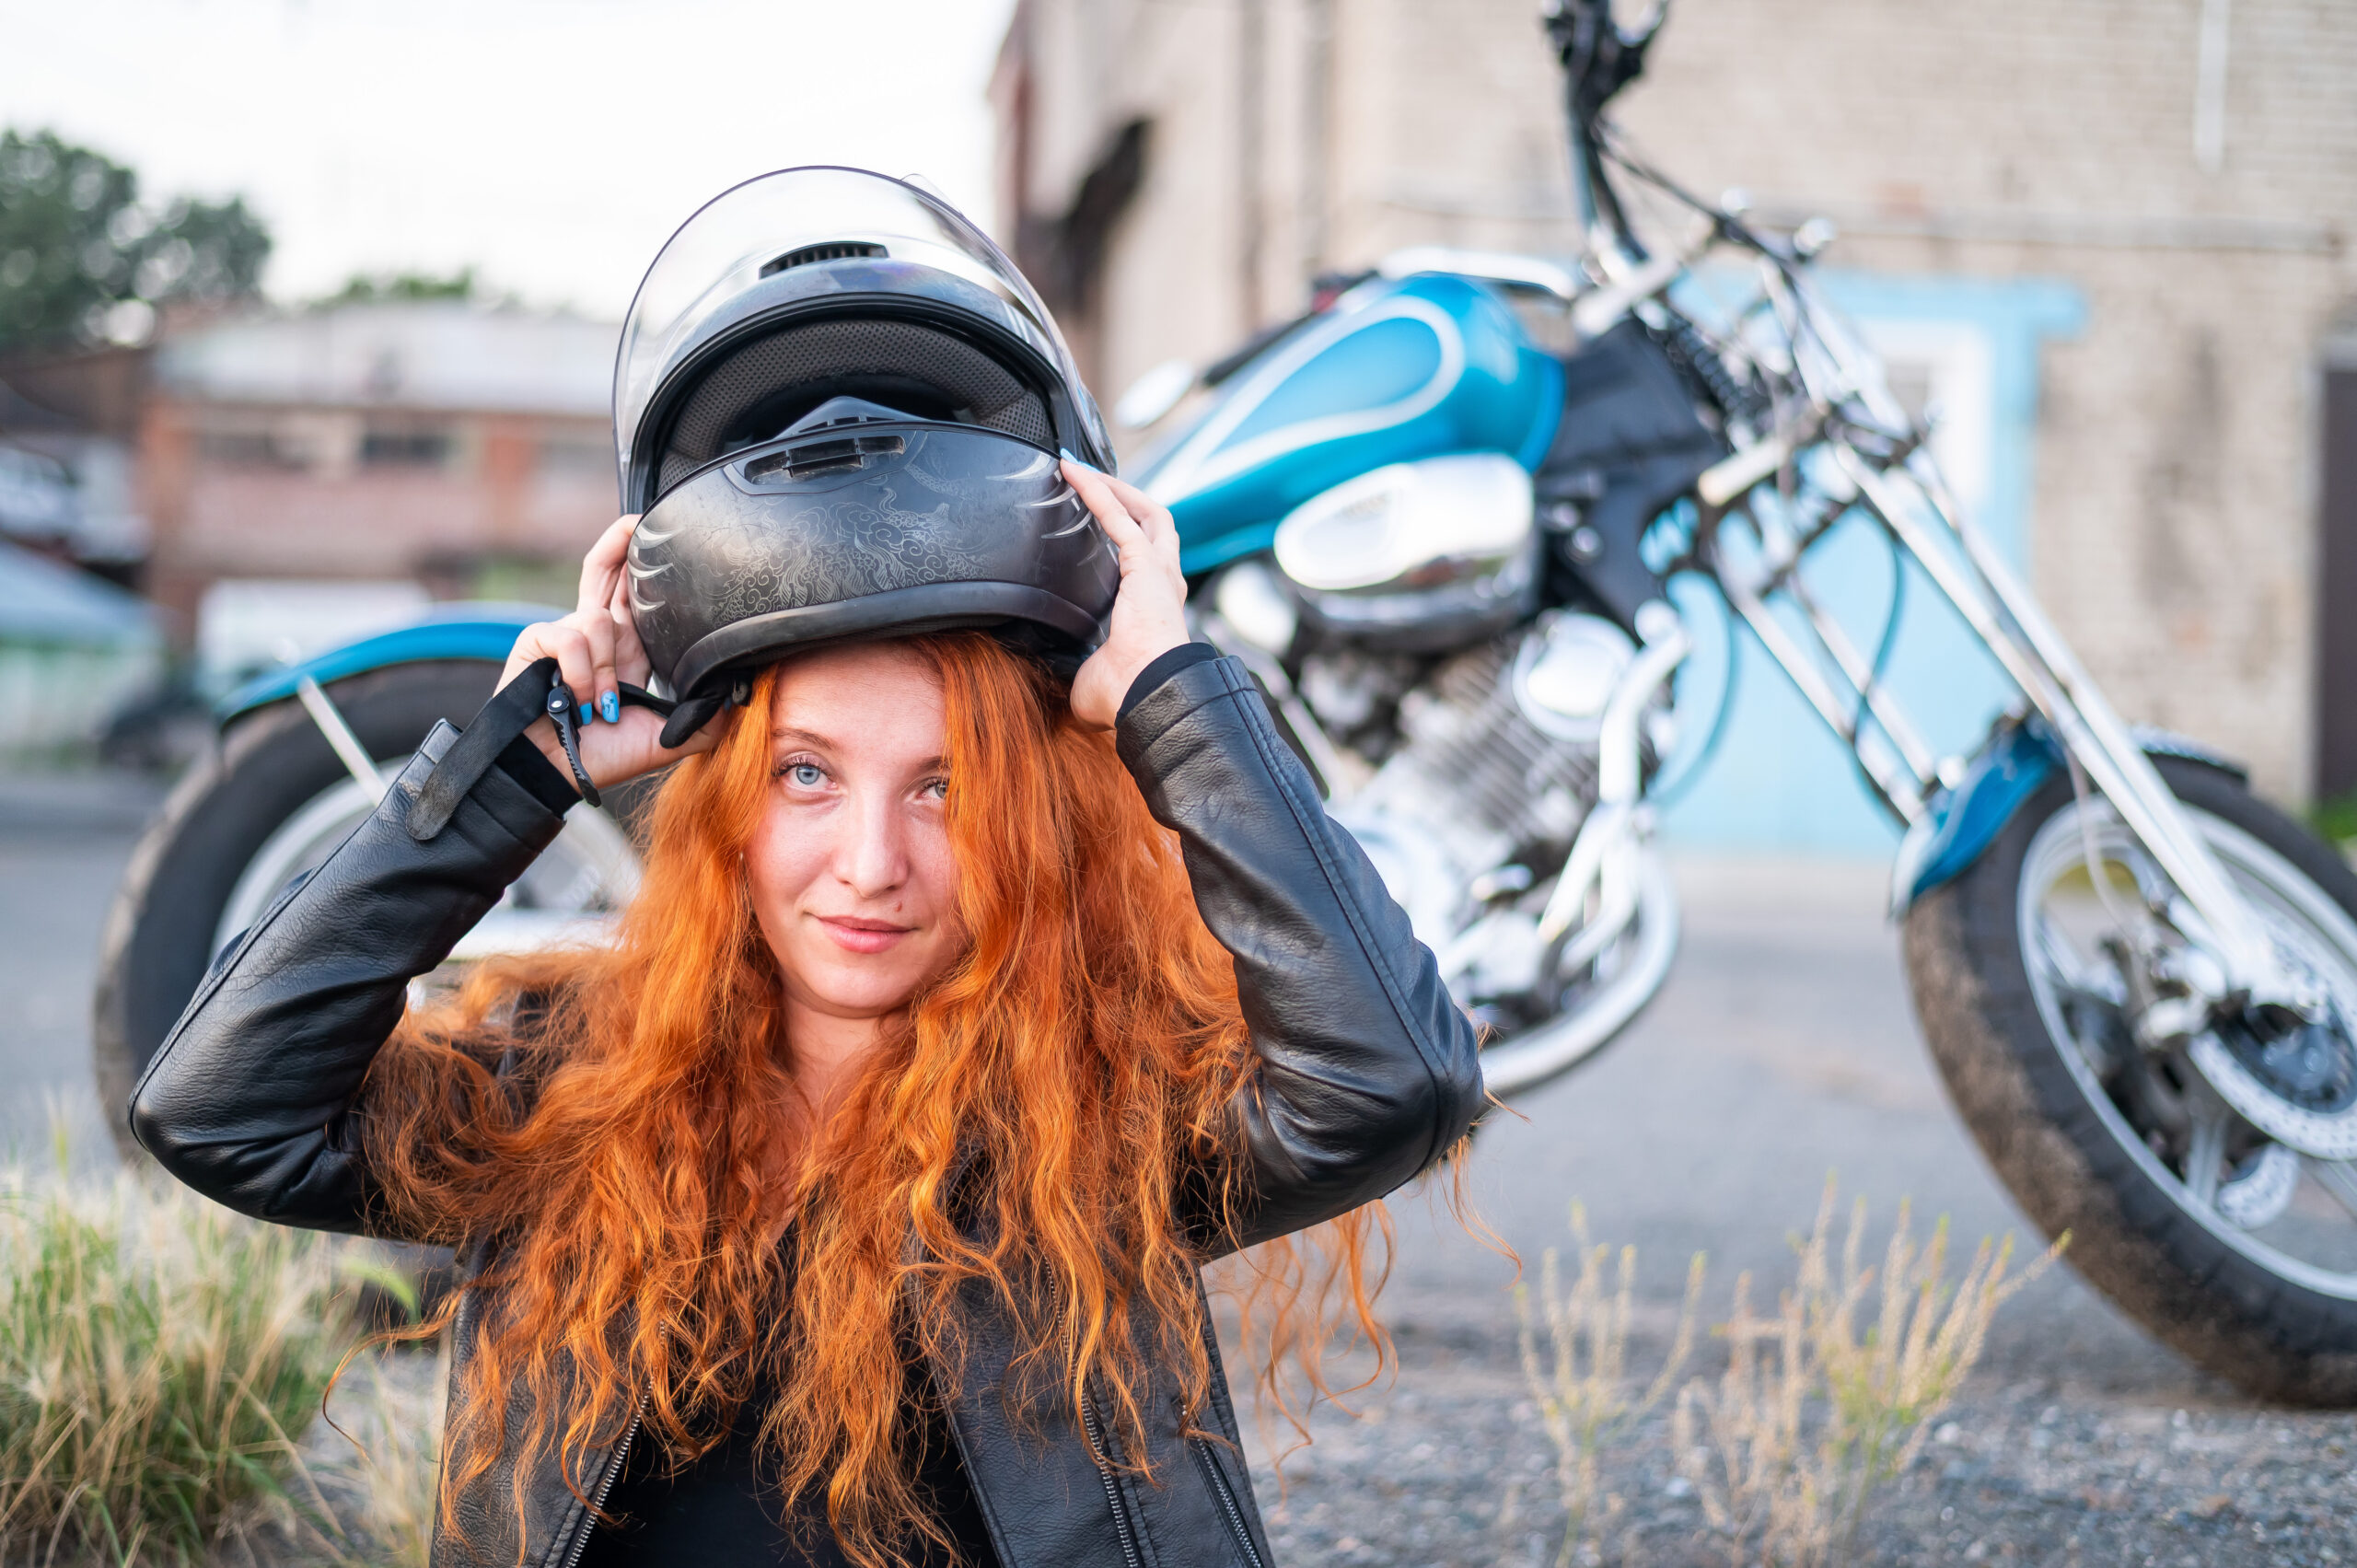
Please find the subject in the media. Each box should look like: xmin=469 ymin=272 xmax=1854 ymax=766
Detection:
xmin=575 ymin=609 xmax=619 ymax=721
xmin=502 ymin=621 xmax=560 ymax=686
xmin=1101 ymin=472 xmax=1180 ymax=563
xmin=607 ymin=575 xmax=653 ymax=687
xmin=1101 ymin=472 xmax=1168 ymax=528
xmin=1062 ymin=459 xmax=1146 ymax=553
xmin=577 ymin=515 xmax=640 ymax=616
xmin=540 ymin=622 xmax=598 ymax=722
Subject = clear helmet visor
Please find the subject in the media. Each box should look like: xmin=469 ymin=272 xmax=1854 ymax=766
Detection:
xmin=614 ymin=167 xmax=1084 ymax=472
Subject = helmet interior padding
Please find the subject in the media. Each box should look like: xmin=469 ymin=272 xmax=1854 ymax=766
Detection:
xmin=655 ymin=318 xmax=1057 ymax=496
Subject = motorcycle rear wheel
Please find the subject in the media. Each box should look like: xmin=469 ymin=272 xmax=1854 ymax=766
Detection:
xmin=1905 ymin=756 xmax=2357 ymax=1404
xmin=91 ymin=659 xmax=644 ymax=1163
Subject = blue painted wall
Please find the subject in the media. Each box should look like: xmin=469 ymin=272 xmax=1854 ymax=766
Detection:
xmin=1652 ymin=272 xmax=2084 ymax=857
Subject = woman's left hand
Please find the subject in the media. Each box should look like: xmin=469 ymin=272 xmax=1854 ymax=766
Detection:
xmin=1063 ymin=459 xmax=1191 ymax=731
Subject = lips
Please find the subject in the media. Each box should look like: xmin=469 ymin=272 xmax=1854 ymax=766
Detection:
xmin=814 ymin=915 xmax=915 ymax=955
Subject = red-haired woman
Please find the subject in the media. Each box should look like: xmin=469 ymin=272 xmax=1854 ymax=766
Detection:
xmin=131 ymin=463 xmax=1484 ymax=1568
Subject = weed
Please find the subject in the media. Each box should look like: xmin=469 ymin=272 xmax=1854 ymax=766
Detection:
xmin=1672 ymin=1179 xmax=2061 ymax=1567
xmin=0 ymin=1160 xmax=365 ymax=1566
xmin=1514 ymin=1202 xmax=1703 ymax=1568
xmin=317 ymin=1344 xmax=447 ymax=1568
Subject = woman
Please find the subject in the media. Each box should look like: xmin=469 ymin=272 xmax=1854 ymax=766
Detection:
xmin=130 ymin=455 xmax=1485 ymax=1567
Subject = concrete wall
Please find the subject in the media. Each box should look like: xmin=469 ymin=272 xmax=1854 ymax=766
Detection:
xmin=999 ymin=0 xmax=2357 ymax=817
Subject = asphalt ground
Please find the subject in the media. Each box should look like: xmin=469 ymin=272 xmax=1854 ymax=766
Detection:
xmin=4 ymin=768 xmax=2351 ymax=1565
xmin=0 ymin=766 xmax=166 ymax=1156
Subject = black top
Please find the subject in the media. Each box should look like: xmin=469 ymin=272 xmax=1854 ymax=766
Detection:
xmin=576 ymin=1230 xmax=998 ymax=1568
xmin=573 ymin=1365 xmax=997 ymax=1568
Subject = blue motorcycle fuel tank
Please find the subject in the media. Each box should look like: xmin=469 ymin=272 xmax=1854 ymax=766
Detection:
xmin=1135 ymin=273 xmax=1565 ymax=575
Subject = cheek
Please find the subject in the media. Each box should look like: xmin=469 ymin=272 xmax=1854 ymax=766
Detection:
xmin=742 ymin=805 xmax=820 ymax=926
xmin=909 ymin=818 xmax=962 ymax=937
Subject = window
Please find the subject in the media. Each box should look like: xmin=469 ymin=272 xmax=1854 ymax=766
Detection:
xmin=359 ymin=427 xmax=455 ymax=468
xmin=196 ymin=427 xmax=304 ymax=469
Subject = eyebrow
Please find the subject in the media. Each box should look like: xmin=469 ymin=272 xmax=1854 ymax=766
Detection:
xmin=769 ymin=727 xmax=947 ymax=771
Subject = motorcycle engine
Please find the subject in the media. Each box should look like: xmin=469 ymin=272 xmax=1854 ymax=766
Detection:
xmin=1213 ymin=450 xmax=1654 ymax=1006
xmin=1319 ymin=612 xmax=1640 ymax=1002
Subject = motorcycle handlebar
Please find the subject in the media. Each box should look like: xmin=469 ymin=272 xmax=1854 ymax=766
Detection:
xmin=1542 ymin=0 xmax=1666 ymax=109
xmin=1541 ymin=0 xmax=1669 ymax=266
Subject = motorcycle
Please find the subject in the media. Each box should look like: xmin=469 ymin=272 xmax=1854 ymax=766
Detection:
xmin=96 ymin=0 xmax=2357 ymax=1402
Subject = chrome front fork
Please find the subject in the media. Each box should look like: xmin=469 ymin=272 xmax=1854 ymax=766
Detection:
xmin=1536 ymin=600 xmax=1689 ymax=965
xmin=1735 ymin=439 xmax=2316 ymax=1027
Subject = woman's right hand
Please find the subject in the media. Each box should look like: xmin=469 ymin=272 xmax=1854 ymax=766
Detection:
xmin=502 ymin=515 xmax=720 ymax=795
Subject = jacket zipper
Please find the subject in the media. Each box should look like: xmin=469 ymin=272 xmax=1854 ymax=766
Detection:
xmin=1190 ymin=1437 xmax=1266 ymax=1568
xmin=552 ymin=1396 xmax=645 ymax=1568
xmin=1077 ymin=1390 xmax=1146 ymax=1568
xmin=1047 ymin=1272 xmax=1144 ymax=1568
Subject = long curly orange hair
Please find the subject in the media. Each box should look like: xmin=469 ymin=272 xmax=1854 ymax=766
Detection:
xmin=360 ymin=632 xmax=1399 ymax=1565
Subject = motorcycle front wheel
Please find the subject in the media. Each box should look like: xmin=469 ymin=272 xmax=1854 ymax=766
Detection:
xmin=92 ymin=659 xmax=644 ymax=1162
xmin=1905 ymin=755 xmax=2357 ymax=1403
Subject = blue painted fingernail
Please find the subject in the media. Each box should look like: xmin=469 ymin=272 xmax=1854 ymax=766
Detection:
xmin=578 ymin=703 xmax=595 ymax=726
xmin=600 ymin=691 xmax=619 ymax=724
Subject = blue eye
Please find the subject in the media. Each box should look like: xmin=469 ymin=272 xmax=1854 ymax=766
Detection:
xmin=784 ymin=762 xmax=826 ymax=788
xmin=922 ymin=777 xmax=948 ymax=800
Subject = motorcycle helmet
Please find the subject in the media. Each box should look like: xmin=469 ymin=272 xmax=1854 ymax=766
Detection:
xmin=613 ymin=167 xmax=1122 ymax=744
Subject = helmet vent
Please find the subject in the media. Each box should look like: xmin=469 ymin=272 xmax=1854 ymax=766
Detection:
xmin=743 ymin=433 xmax=905 ymax=483
xmin=761 ymin=241 xmax=887 ymax=277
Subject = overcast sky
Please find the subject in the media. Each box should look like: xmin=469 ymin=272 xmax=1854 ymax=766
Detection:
xmin=0 ymin=0 xmax=1018 ymax=319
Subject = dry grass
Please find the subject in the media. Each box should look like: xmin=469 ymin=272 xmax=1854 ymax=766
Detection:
xmin=314 ymin=1346 xmax=447 ymax=1568
xmin=1511 ymin=1183 xmax=2059 ymax=1568
xmin=0 ymin=1156 xmax=366 ymax=1566
xmin=1672 ymin=1179 xmax=2062 ymax=1567
xmin=1511 ymin=1203 xmax=1703 ymax=1567
xmin=0 ymin=1130 xmax=460 ymax=1568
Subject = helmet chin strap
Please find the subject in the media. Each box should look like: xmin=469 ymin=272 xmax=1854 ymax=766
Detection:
xmin=657 ymin=675 xmax=751 ymax=750
xmin=405 ymin=658 xmax=677 ymax=840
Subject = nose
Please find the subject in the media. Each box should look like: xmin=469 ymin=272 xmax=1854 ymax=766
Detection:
xmin=833 ymin=787 xmax=910 ymax=902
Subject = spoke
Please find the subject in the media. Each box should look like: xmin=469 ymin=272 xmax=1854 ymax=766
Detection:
xmin=296 ymin=674 xmax=389 ymax=802
xmin=2031 ymin=914 xmax=2093 ymax=993
xmin=2312 ymin=1158 xmax=2357 ymax=1223
xmin=2184 ymin=1103 xmax=2229 ymax=1207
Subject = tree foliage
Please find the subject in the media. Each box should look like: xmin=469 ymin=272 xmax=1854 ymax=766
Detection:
xmin=0 ymin=128 xmax=271 ymax=354
xmin=319 ymin=266 xmax=480 ymax=307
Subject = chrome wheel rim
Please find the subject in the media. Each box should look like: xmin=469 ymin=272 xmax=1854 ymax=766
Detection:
xmin=2019 ymin=800 xmax=2357 ymax=1298
xmin=216 ymin=776 xmax=640 ymax=964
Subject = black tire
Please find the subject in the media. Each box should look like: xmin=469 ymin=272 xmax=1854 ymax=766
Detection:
xmin=91 ymin=659 xmax=505 ymax=1162
xmin=1904 ymin=756 xmax=2357 ymax=1404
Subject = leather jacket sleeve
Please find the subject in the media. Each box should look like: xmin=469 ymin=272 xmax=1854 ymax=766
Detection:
xmin=1115 ymin=655 xmax=1486 ymax=1254
xmin=128 ymin=722 xmax=569 ymax=1237
xmin=131 ymin=656 xmax=1484 ymax=1253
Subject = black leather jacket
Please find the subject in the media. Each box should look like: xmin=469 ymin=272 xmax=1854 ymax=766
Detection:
xmin=129 ymin=654 xmax=1485 ymax=1568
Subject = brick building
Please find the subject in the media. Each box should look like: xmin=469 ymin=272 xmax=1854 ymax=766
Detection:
xmin=137 ymin=302 xmax=620 ymax=637
xmin=993 ymin=0 xmax=2357 ymax=846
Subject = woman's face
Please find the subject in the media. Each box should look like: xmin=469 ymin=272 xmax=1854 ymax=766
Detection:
xmin=744 ymin=643 xmax=963 ymax=1029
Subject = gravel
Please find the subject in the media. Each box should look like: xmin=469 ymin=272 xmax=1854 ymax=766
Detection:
xmin=1240 ymin=1316 xmax=2357 ymax=1567
xmin=251 ymin=1302 xmax=2357 ymax=1568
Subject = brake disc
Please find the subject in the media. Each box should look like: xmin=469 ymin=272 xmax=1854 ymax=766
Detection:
xmin=2215 ymin=1144 xmax=2302 ymax=1229
xmin=2188 ymin=978 xmax=2357 ymax=1159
